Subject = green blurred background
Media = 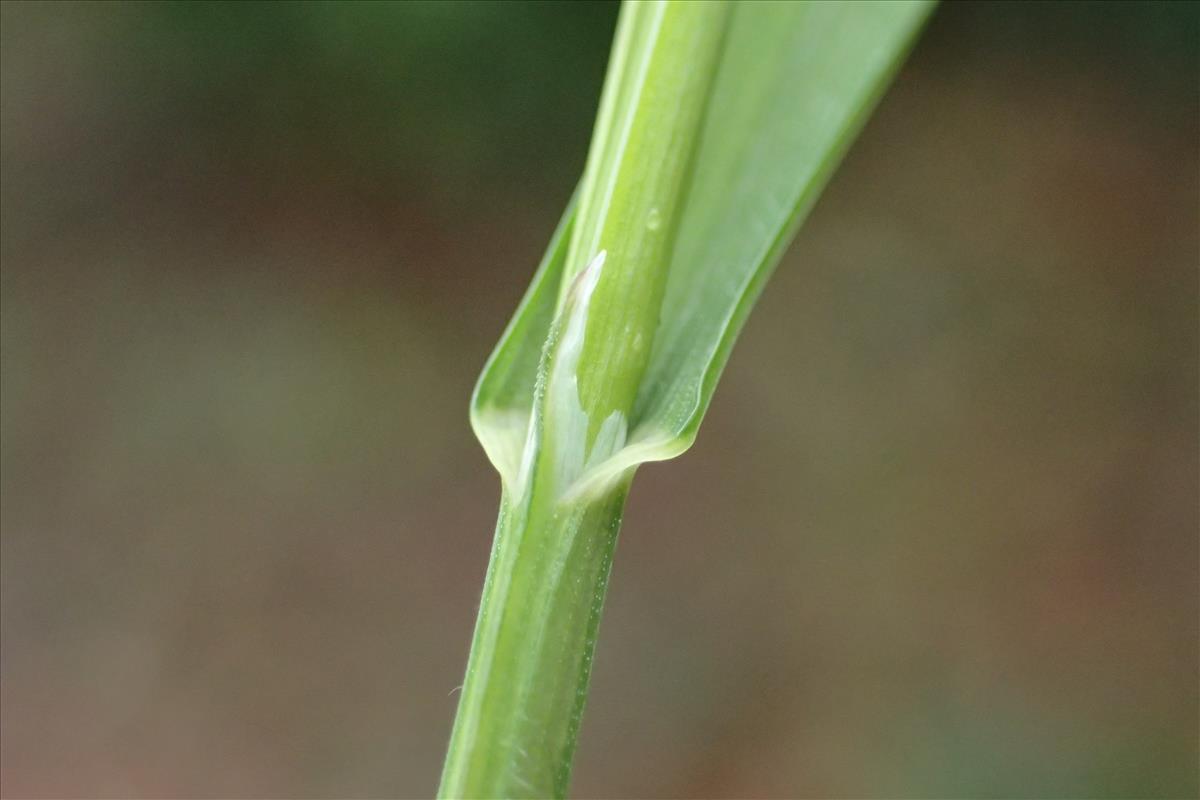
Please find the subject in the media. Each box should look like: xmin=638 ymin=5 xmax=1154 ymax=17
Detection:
xmin=2 ymin=1 xmax=1197 ymax=797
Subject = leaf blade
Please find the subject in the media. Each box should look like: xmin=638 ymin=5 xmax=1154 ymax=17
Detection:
xmin=633 ymin=0 xmax=935 ymax=449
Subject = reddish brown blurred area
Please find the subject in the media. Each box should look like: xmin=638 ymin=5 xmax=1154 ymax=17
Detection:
xmin=2 ymin=2 xmax=1196 ymax=797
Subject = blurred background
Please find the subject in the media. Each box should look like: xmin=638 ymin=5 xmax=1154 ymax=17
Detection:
xmin=1 ymin=1 xmax=1197 ymax=797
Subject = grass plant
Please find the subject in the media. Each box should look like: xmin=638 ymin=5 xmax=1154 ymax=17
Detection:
xmin=439 ymin=2 xmax=933 ymax=796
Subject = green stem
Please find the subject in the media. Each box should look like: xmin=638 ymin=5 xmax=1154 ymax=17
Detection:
xmin=569 ymin=0 xmax=731 ymax=433
xmin=438 ymin=481 xmax=630 ymax=799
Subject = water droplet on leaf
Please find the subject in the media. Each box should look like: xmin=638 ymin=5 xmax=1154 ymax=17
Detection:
xmin=646 ymin=207 xmax=662 ymax=231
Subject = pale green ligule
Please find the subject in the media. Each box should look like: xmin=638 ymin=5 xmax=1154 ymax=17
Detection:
xmin=542 ymin=251 xmax=629 ymax=496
